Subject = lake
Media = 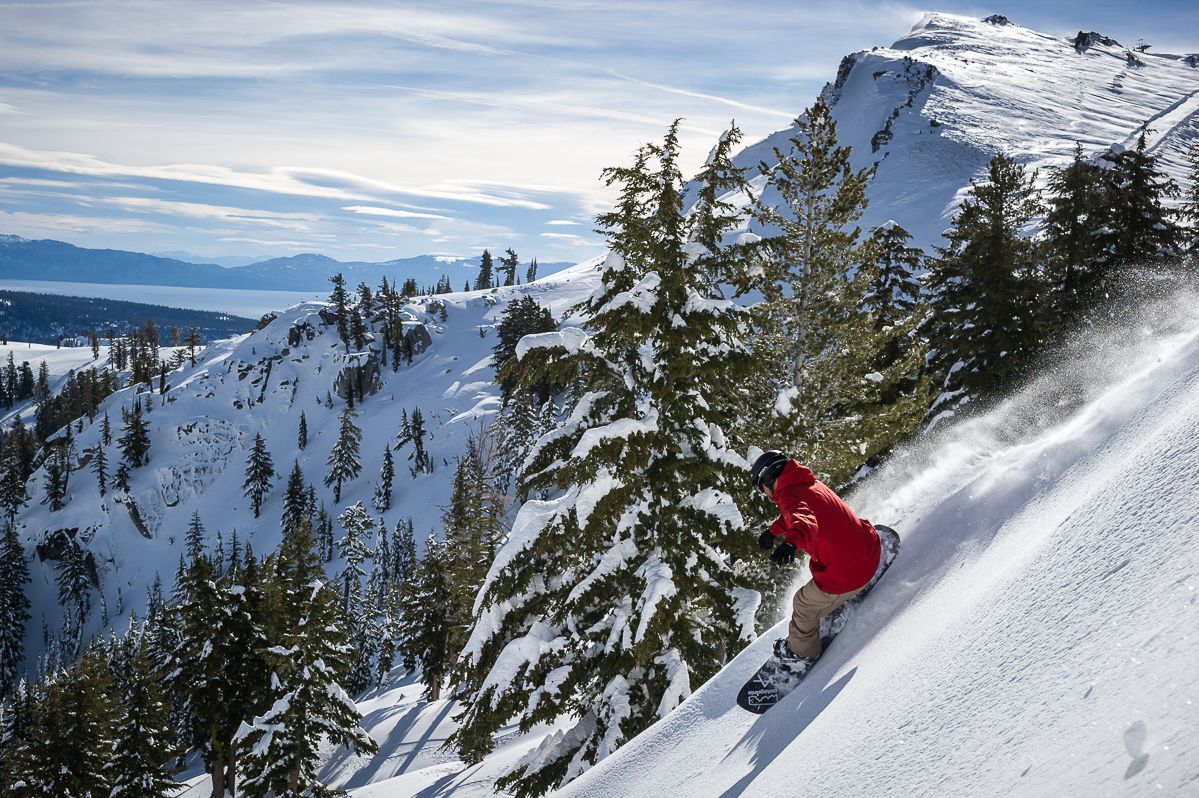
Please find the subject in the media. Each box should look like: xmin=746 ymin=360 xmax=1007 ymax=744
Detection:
xmin=0 ymin=279 xmax=323 ymax=318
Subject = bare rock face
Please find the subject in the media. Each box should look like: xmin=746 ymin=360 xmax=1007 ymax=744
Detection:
xmin=401 ymin=322 xmax=432 ymax=356
xmin=256 ymin=312 xmax=278 ymax=331
xmin=1073 ymin=31 xmax=1121 ymax=51
xmin=288 ymin=319 xmax=318 ymax=348
xmin=36 ymin=528 xmax=102 ymax=583
xmin=333 ymin=351 xmax=382 ymax=400
xmin=319 ymin=307 xmax=340 ymax=327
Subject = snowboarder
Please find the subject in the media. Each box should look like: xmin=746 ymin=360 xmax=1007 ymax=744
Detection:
xmin=751 ymin=450 xmax=882 ymax=672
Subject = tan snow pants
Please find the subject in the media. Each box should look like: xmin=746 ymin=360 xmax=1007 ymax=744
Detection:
xmin=787 ymin=580 xmax=859 ymax=659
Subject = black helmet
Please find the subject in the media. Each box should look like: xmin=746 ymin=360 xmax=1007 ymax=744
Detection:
xmin=751 ymin=450 xmax=789 ymax=490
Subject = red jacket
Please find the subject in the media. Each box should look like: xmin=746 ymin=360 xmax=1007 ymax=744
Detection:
xmin=769 ymin=461 xmax=881 ymax=594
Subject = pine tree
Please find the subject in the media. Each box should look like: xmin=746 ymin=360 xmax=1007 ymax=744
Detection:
xmin=325 ymin=406 xmax=362 ymax=504
xmin=350 ymin=304 xmax=368 ymax=351
xmin=329 ymin=272 xmax=351 ymax=352
xmin=1180 ymin=142 xmax=1199 ymax=258
xmin=281 ymin=460 xmax=309 ymax=533
xmin=55 ymin=541 xmax=94 ymax=654
xmin=406 ymin=407 xmax=432 ymax=476
xmin=499 ymin=248 xmax=520 ymax=287
xmin=1042 ymin=143 xmax=1107 ymax=320
xmin=5 ymin=652 xmax=116 ymax=798
xmin=316 ymin=503 xmax=334 ymax=562
xmin=336 ymin=502 xmax=374 ymax=613
xmin=525 ymin=258 xmax=538 ymax=284
xmin=0 ymin=523 xmax=30 ymax=695
xmin=452 ymin=122 xmax=758 ymax=796
xmin=117 ymin=399 xmax=150 ymax=468
xmin=925 ymin=152 xmax=1044 ymax=418
xmin=91 ymin=442 xmax=108 ymax=497
xmin=373 ymin=444 xmax=394 ymax=512
xmin=167 ymin=550 xmax=268 ymax=797
xmin=474 ymin=249 xmax=494 ymax=291
xmin=41 ymin=444 xmax=67 ymax=511
xmin=493 ymin=296 xmax=557 ymax=402
xmin=109 ymin=638 xmax=179 ymax=797
xmin=861 ymin=221 xmax=924 ymax=330
xmin=1096 ymin=125 xmax=1183 ymax=267
xmin=235 ymin=522 xmax=377 ymax=796
xmin=396 ymin=535 xmax=455 ymax=700
xmin=101 ymin=410 xmax=112 ymax=447
xmin=184 ymin=511 xmax=206 ymax=562
xmin=297 ymin=410 xmax=308 ymax=451
xmin=392 ymin=518 xmax=416 ymax=583
xmin=748 ymin=98 xmax=925 ymax=482
xmin=242 ymin=432 xmax=276 ymax=518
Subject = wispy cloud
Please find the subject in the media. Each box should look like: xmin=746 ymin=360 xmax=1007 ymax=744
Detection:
xmin=341 ymin=205 xmax=450 ymax=221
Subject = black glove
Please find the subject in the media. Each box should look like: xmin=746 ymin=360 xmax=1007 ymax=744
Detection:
xmin=757 ymin=528 xmax=775 ymax=550
xmin=770 ymin=541 xmax=797 ymax=566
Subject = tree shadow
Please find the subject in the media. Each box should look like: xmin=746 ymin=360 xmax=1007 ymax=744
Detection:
xmin=716 ymin=667 xmax=857 ymax=798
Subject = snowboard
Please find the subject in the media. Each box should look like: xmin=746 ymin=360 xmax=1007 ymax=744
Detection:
xmin=735 ymin=524 xmax=901 ymax=714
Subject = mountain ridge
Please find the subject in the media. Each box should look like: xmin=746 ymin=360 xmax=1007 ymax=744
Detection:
xmin=0 ymin=235 xmax=573 ymax=292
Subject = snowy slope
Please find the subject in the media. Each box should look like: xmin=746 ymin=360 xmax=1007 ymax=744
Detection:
xmin=549 ymin=287 xmax=1199 ymax=797
xmin=11 ymin=261 xmax=602 ymax=662
xmin=730 ymin=13 xmax=1199 ymax=250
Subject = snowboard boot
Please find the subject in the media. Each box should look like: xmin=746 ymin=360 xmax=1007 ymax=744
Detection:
xmin=772 ymin=638 xmax=817 ymax=676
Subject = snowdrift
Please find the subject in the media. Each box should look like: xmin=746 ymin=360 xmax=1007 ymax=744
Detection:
xmin=552 ymin=286 xmax=1199 ymax=796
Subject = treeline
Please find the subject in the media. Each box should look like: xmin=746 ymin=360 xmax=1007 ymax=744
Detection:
xmin=0 ymin=519 xmax=376 ymax=797
xmin=0 ymin=289 xmax=252 ymax=346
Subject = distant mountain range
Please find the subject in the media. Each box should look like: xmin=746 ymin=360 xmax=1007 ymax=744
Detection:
xmin=0 ymin=235 xmax=572 ymax=291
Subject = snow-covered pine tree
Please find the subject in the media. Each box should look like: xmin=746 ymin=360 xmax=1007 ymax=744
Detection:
xmin=167 ymin=549 xmax=268 ymax=797
xmin=396 ymin=534 xmax=455 ymax=699
xmin=475 ymin=249 xmax=495 ymax=291
xmin=109 ymin=636 xmax=179 ymax=798
xmin=54 ymin=541 xmax=94 ymax=656
xmin=1042 ymin=142 xmax=1107 ymax=320
xmin=242 ymin=432 xmax=276 ymax=518
xmin=325 ymin=406 xmax=362 ymax=504
xmin=1097 ymin=125 xmax=1183 ymax=267
xmin=451 ymin=122 xmax=757 ymax=797
xmin=924 ymin=152 xmax=1043 ymax=419
xmin=0 ymin=523 xmax=30 ymax=695
xmin=281 ymin=460 xmax=308 ymax=533
xmin=235 ymin=521 xmax=377 ymax=797
xmin=373 ymin=444 xmax=394 ymax=512
xmin=117 ymin=398 xmax=150 ymax=468
xmin=336 ymin=502 xmax=374 ymax=613
xmin=297 ymin=410 xmax=308 ymax=451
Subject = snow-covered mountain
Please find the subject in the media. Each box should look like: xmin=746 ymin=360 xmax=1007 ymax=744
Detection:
xmin=733 ymin=12 xmax=1199 ymax=250
xmin=10 ymin=10 xmax=1199 ymax=797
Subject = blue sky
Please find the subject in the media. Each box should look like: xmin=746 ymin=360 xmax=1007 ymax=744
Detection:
xmin=0 ymin=1 xmax=1194 ymax=264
